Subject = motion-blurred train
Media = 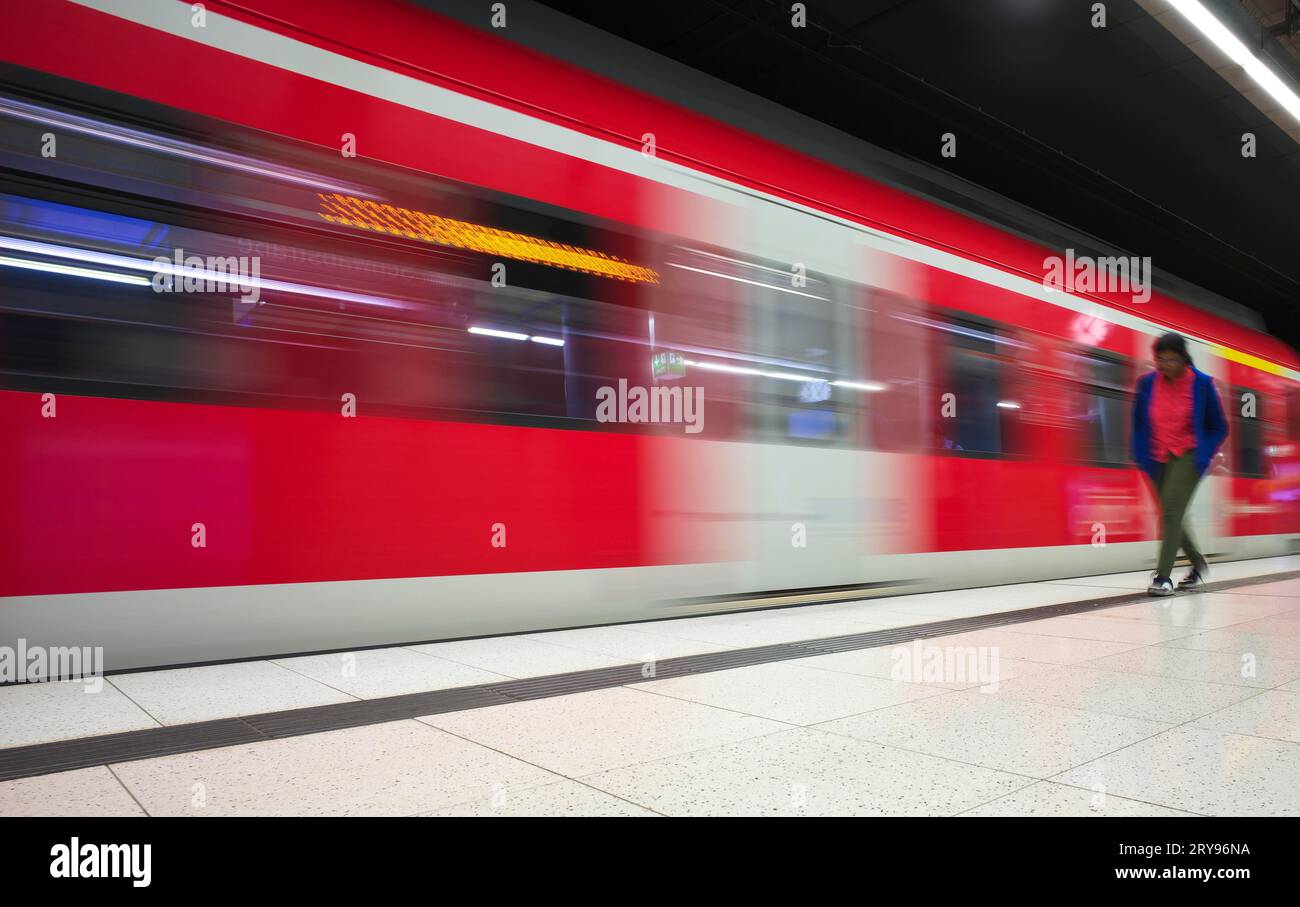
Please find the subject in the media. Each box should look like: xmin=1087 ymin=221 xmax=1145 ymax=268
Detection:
xmin=3 ymin=0 xmax=1299 ymax=672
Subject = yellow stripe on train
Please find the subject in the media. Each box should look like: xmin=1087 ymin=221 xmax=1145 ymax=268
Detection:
xmin=1208 ymin=343 xmax=1289 ymax=377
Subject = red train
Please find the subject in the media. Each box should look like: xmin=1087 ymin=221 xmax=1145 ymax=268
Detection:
xmin=2 ymin=0 xmax=1298 ymax=671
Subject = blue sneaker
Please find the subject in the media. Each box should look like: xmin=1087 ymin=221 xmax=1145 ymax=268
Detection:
xmin=1177 ymin=563 xmax=1207 ymax=591
xmin=1148 ymin=575 xmax=1174 ymax=597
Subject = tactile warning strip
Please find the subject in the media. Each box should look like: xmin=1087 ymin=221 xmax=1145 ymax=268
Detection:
xmin=2 ymin=568 xmax=1297 ymax=782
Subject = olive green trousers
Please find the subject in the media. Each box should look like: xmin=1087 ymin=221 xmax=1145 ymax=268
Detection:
xmin=1154 ymin=452 xmax=1204 ymax=579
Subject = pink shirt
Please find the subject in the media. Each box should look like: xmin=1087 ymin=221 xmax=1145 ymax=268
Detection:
xmin=1151 ymin=368 xmax=1194 ymax=462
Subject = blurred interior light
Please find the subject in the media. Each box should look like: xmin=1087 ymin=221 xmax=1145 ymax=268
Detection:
xmin=0 ymin=96 xmax=377 ymax=197
xmin=686 ymin=358 xmax=862 ymax=387
xmin=666 ymin=263 xmax=828 ymax=300
xmin=0 ymin=254 xmax=151 ymax=286
xmin=1168 ymin=0 xmax=1300 ymax=124
xmin=684 ymin=359 xmax=768 ymax=378
xmin=997 ymin=401 xmax=1022 ymax=409
xmin=765 ymin=370 xmax=821 ymax=382
xmin=468 ymin=326 xmax=528 ymax=341
xmin=891 ymin=312 xmax=1029 ymax=347
xmin=679 ymin=246 xmax=824 ymax=284
xmin=530 ymin=335 xmax=565 ymax=346
xmin=0 ymin=236 xmax=405 ymax=309
xmin=682 ymin=358 xmax=882 ymax=390
xmin=319 ymin=194 xmax=659 ymax=283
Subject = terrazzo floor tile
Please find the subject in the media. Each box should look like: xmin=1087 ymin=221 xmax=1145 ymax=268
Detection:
xmin=578 ymin=726 xmax=1032 ymax=816
xmin=1052 ymin=559 xmax=1300 ymax=593
xmin=418 ymin=686 xmax=787 ymax=777
xmin=978 ymin=663 xmax=1261 ymax=724
xmin=420 ymin=779 xmax=659 ymax=816
xmin=1224 ymin=613 xmax=1300 ymax=637
xmin=793 ymin=647 xmax=1049 ymax=690
xmin=1159 ymin=628 xmax=1300 ymax=661
xmin=110 ymin=719 xmax=559 ymax=816
xmin=814 ymin=688 xmax=1171 ymax=777
xmin=1188 ymin=689 xmax=1300 ymax=743
xmin=634 ymin=660 xmax=948 ymax=724
xmin=1149 ymin=589 xmax=1300 ymax=618
xmin=1222 ymin=577 xmax=1300 ymax=598
xmin=803 ymin=605 xmax=979 ymax=628
xmin=1083 ymin=645 xmax=1300 ymax=689
xmin=407 ymin=635 xmax=635 ymax=678
xmin=834 ymin=583 xmax=1113 ymax=621
xmin=999 ymin=614 xmax=1199 ymax=645
xmin=1169 ymin=592 xmax=1300 ymax=619
xmin=907 ymin=628 xmax=1144 ymax=666
xmin=0 ymin=680 xmax=158 ymax=748
xmin=108 ymin=660 xmax=356 ymax=725
xmin=958 ymin=780 xmax=1198 ymax=817
xmin=1053 ymin=727 xmax=1300 ymax=816
xmin=0 ymin=766 xmax=146 ymax=817
xmin=513 ymin=625 xmax=732 ymax=662
xmin=635 ymin=611 xmax=892 ymax=648
xmin=1047 ymin=571 xmax=1175 ymax=591
xmin=273 ymin=647 xmax=507 ymax=699
xmin=1067 ymin=596 xmax=1296 ymax=630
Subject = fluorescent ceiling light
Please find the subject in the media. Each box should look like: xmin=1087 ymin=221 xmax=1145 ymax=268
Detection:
xmin=530 ymin=335 xmax=565 ymax=346
xmin=997 ymin=401 xmax=1022 ymax=409
xmin=1169 ymin=0 xmax=1300 ymax=123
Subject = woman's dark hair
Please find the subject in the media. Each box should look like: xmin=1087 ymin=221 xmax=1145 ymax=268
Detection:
xmin=1153 ymin=332 xmax=1192 ymax=365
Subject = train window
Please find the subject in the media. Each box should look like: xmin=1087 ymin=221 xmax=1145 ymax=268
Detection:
xmin=0 ymin=83 xmax=677 ymax=433
xmin=928 ymin=315 xmax=1019 ymax=456
xmin=652 ymin=247 xmax=864 ymax=446
xmin=750 ymin=272 xmax=860 ymax=446
xmin=1233 ymin=385 xmax=1266 ymax=478
xmin=1064 ymin=348 xmax=1129 ymax=465
xmin=0 ymin=170 xmax=668 ymax=432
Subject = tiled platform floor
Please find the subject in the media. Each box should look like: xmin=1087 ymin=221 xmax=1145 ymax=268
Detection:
xmin=4 ymin=557 xmax=1300 ymax=816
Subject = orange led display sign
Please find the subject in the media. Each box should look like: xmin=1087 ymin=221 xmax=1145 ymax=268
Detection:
xmin=317 ymin=193 xmax=658 ymax=284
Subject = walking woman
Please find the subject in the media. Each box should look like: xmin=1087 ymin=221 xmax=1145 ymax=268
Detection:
xmin=1130 ymin=333 xmax=1228 ymax=596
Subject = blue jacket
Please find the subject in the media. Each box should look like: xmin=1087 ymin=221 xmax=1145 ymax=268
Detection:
xmin=1130 ymin=367 xmax=1228 ymax=479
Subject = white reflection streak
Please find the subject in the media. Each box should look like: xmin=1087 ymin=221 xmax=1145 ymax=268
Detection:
xmin=678 ymin=246 xmax=826 ymax=284
xmin=666 ymin=263 xmax=829 ymax=300
xmin=0 ymin=254 xmax=151 ymax=286
xmin=0 ymin=96 xmax=378 ymax=198
xmin=0 ymin=237 xmax=405 ymax=309
xmin=684 ymin=358 xmax=883 ymax=390
xmin=468 ymin=326 xmax=528 ymax=341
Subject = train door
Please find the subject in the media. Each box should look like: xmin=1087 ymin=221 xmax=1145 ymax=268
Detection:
xmin=710 ymin=191 xmax=875 ymax=593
